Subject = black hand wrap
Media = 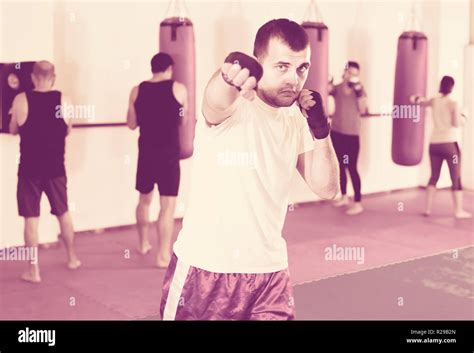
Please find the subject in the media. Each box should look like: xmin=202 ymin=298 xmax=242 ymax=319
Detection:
xmin=221 ymin=52 xmax=263 ymax=91
xmin=348 ymin=81 xmax=364 ymax=98
xmin=304 ymin=90 xmax=331 ymax=140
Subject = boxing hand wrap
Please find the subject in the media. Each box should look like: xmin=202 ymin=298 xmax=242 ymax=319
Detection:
xmin=221 ymin=52 xmax=263 ymax=91
xmin=348 ymin=77 xmax=364 ymax=98
xmin=409 ymin=95 xmax=421 ymax=104
xmin=353 ymin=83 xmax=364 ymax=98
xmin=302 ymin=90 xmax=331 ymax=140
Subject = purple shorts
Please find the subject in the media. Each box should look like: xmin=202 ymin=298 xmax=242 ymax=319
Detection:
xmin=160 ymin=253 xmax=296 ymax=320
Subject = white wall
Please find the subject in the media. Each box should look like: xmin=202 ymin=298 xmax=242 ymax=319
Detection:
xmin=0 ymin=1 xmax=55 ymax=62
xmin=461 ymin=0 xmax=474 ymax=190
xmin=0 ymin=0 xmax=56 ymax=248
xmin=0 ymin=128 xmax=193 ymax=248
xmin=1 ymin=0 xmax=471 ymax=247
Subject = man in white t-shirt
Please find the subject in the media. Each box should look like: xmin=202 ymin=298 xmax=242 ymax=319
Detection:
xmin=160 ymin=18 xmax=339 ymax=320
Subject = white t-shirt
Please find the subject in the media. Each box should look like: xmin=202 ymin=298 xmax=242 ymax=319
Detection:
xmin=173 ymin=94 xmax=315 ymax=273
xmin=429 ymin=95 xmax=461 ymax=143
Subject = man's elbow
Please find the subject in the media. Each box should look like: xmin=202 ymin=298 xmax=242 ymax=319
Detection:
xmin=9 ymin=125 xmax=18 ymax=135
xmin=359 ymin=104 xmax=368 ymax=115
xmin=127 ymin=121 xmax=137 ymax=130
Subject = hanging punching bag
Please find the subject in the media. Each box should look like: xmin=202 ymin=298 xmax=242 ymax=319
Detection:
xmin=391 ymin=31 xmax=428 ymax=166
xmin=302 ymin=22 xmax=329 ymax=111
xmin=302 ymin=0 xmax=329 ymax=111
xmin=159 ymin=1 xmax=196 ymax=159
xmin=0 ymin=62 xmax=35 ymax=133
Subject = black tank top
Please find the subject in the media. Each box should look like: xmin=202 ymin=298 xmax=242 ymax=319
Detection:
xmin=134 ymin=80 xmax=181 ymax=158
xmin=19 ymin=90 xmax=67 ymax=178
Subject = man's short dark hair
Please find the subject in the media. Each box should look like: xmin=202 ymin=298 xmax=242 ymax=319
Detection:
xmin=253 ymin=18 xmax=309 ymax=59
xmin=151 ymin=53 xmax=174 ymax=73
xmin=347 ymin=61 xmax=360 ymax=71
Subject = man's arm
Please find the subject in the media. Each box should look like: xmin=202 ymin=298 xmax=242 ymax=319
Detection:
xmin=62 ymin=95 xmax=73 ymax=135
xmin=351 ymin=82 xmax=367 ymax=115
xmin=202 ymin=54 xmax=259 ymax=126
xmin=202 ymin=69 xmax=240 ymax=125
xmin=357 ymin=95 xmax=368 ymax=115
xmin=296 ymin=89 xmax=339 ymax=199
xmin=127 ymin=86 xmax=139 ymax=130
xmin=296 ymin=136 xmax=340 ymax=200
xmin=173 ymin=82 xmax=189 ymax=125
xmin=9 ymin=93 xmax=28 ymax=135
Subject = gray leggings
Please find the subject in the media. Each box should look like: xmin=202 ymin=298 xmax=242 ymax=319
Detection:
xmin=428 ymin=142 xmax=462 ymax=190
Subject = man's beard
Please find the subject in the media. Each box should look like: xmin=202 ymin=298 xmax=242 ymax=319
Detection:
xmin=259 ymin=88 xmax=298 ymax=107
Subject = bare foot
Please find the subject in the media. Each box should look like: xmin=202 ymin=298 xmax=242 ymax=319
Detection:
xmin=333 ymin=196 xmax=349 ymax=207
xmin=155 ymin=256 xmax=170 ymax=269
xmin=21 ymin=270 xmax=41 ymax=283
xmin=138 ymin=242 xmax=152 ymax=255
xmin=455 ymin=210 xmax=472 ymax=219
xmin=67 ymin=259 xmax=82 ymax=270
xmin=346 ymin=203 xmax=364 ymax=215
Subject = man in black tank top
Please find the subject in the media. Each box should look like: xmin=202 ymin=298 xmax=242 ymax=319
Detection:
xmin=9 ymin=61 xmax=81 ymax=283
xmin=127 ymin=53 xmax=188 ymax=267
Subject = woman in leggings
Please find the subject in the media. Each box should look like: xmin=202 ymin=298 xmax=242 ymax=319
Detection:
xmin=329 ymin=61 xmax=368 ymax=215
xmin=411 ymin=76 xmax=471 ymax=219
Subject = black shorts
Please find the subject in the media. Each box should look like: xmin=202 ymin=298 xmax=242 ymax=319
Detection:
xmin=135 ymin=153 xmax=180 ymax=196
xmin=17 ymin=175 xmax=69 ymax=217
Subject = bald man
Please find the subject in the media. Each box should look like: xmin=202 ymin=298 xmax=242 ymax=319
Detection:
xmin=9 ymin=61 xmax=81 ymax=283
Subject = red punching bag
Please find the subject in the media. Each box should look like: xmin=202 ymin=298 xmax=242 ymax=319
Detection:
xmin=392 ymin=31 xmax=428 ymax=166
xmin=159 ymin=1 xmax=196 ymax=159
xmin=302 ymin=1 xmax=329 ymax=111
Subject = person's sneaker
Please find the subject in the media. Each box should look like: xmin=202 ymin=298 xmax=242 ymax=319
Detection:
xmin=455 ymin=210 xmax=472 ymax=219
xmin=346 ymin=203 xmax=363 ymax=215
xmin=333 ymin=196 xmax=349 ymax=207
